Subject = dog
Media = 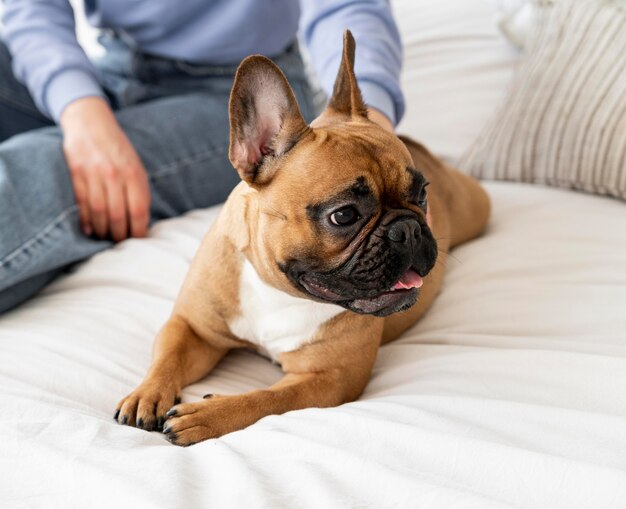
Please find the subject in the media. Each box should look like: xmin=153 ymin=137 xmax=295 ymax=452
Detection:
xmin=114 ymin=31 xmax=490 ymax=446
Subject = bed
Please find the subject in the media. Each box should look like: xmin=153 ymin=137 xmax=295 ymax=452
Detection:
xmin=2 ymin=1 xmax=626 ymax=507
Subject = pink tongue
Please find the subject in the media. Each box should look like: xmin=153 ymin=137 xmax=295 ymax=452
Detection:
xmin=392 ymin=269 xmax=423 ymax=290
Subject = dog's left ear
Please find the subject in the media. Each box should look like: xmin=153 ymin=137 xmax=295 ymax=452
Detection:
xmin=326 ymin=30 xmax=368 ymax=119
xmin=229 ymin=56 xmax=309 ymax=186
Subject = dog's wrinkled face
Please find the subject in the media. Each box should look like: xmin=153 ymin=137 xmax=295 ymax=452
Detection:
xmin=266 ymin=125 xmax=438 ymax=316
xmin=229 ymin=31 xmax=437 ymax=316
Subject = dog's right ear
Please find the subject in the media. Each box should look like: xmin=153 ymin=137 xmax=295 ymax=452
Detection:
xmin=229 ymin=56 xmax=309 ymax=186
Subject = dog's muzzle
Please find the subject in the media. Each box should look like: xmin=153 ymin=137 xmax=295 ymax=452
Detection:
xmin=283 ymin=209 xmax=438 ymax=317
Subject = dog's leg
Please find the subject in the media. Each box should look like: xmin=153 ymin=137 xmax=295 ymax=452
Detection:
xmin=162 ymin=315 xmax=381 ymax=446
xmin=115 ymin=314 xmax=228 ymax=431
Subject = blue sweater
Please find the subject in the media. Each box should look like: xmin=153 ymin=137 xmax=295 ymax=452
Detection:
xmin=2 ymin=0 xmax=404 ymax=124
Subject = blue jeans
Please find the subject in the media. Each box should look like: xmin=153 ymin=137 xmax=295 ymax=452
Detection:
xmin=0 ymin=35 xmax=322 ymax=313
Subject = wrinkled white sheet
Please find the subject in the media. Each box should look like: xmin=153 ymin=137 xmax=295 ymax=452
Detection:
xmin=2 ymin=182 xmax=626 ymax=508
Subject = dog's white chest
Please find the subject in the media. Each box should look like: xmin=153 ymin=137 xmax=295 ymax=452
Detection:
xmin=228 ymin=260 xmax=344 ymax=361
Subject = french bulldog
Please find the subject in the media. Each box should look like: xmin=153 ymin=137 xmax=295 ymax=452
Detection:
xmin=115 ymin=31 xmax=490 ymax=446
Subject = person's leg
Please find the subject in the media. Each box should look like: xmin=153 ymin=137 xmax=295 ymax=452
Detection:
xmin=0 ymin=127 xmax=112 ymax=313
xmin=0 ymin=90 xmax=246 ymax=313
xmin=0 ymin=40 xmax=54 ymax=141
xmin=0 ymin=91 xmax=237 ymax=313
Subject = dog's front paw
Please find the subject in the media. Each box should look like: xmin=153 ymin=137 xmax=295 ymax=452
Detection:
xmin=163 ymin=394 xmax=259 ymax=446
xmin=114 ymin=380 xmax=181 ymax=432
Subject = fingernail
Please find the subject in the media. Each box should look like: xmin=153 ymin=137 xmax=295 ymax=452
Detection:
xmin=163 ymin=424 xmax=172 ymax=434
xmin=113 ymin=409 xmax=120 ymax=421
xmin=166 ymin=408 xmax=177 ymax=417
xmin=203 ymin=393 xmax=214 ymax=399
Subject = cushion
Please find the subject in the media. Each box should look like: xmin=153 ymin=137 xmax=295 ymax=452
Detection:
xmin=460 ymin=0 xmax=626 ymax=199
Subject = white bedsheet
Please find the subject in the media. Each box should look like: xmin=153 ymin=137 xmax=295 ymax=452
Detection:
xmin=2 ymin=182 xmax=626 ymax=508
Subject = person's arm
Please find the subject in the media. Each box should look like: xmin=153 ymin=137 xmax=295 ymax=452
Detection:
xmin=2 ymin=1 xmax=150 ymax=241
xmin=299 ymin=0 xmax=404 ymax=132
xmin=2 ymin=0 xmax=104 ymax=121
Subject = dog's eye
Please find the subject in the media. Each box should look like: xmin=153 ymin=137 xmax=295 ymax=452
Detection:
xmin=330 ymin=206 xmax=360 ymax=226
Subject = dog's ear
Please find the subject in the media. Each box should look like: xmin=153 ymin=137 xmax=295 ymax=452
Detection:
xmin=229 ymin=56 xmax=309 ymax=186
xmin=327 ymin=30 xmax=368 ymax=119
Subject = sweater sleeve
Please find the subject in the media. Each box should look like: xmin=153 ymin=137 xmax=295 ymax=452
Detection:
xmin=299 ymin=0 xmax=404 ymax=126
xmin=2 ymin=0 xmax=106 ymax=122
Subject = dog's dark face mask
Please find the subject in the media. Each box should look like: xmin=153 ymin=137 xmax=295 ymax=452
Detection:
xmin=279 ymin=166 xmax=438 ymax=317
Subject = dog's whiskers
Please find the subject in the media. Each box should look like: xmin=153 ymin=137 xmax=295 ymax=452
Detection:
xmin=432 ymin=237 xmax=462 ymax=265
xmin=262 ymin=207 xmax=287 ymax=220
xmin=434 ymin=257 xmax=448 ymax=270
xmin=437 ymin=247 xmax=461 ymax=265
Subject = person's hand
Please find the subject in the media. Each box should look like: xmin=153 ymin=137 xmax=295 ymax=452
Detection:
xmin=60 ymin=97 xmax=151 ymax=242
xmin=368 ymin=108 xmax=394 ymax=133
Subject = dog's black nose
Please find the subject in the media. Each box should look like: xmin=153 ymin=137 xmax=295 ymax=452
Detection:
xmin=387 ymin=218 xmax=421 ymax=244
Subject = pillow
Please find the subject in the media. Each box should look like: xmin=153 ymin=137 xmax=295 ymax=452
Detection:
xmin=459 ymin=0 xmax=626 ymax=200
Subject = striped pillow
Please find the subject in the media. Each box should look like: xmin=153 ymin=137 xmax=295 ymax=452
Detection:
xmin=460 ymin=0 xmax=626 ymax=200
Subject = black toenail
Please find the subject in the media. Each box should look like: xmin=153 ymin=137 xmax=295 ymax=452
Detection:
xmin=120 ymin=415 xmax=127 ymax=425
xmin=166 ymin=432 xmax=177 ymax=444
xmin=137 ymin=418 xmax=144 ymax=428
xmin=203 ymin=393 xmax=214 ymax=399
xmin=113 ymin=409 xmax=120 ymax=421
xmin=166 ymin=408 xmax=177 ymax=417
xmin=163 ymin=424 xmax=172 ymax=434
xmin=157 ymin=416 xmax=164 ymax=431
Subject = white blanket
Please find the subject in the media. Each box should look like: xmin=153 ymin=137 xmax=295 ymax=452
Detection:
xmin=2 ymin=182 xmax=626 ymax=508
